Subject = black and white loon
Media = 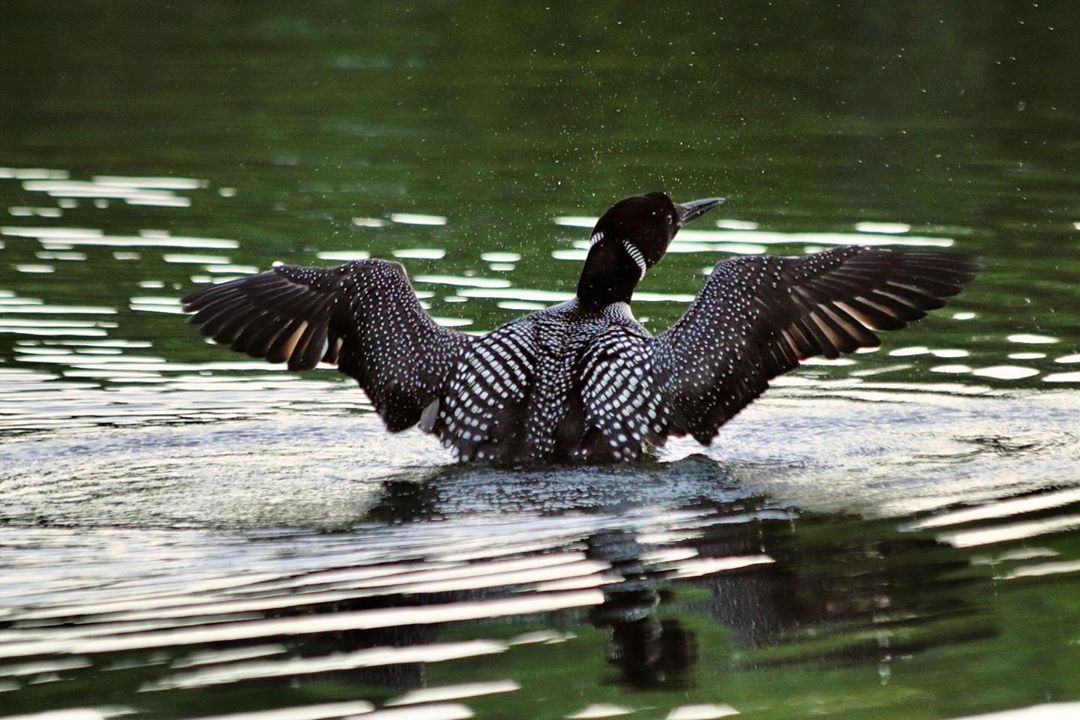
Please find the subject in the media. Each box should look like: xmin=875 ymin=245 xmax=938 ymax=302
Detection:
xmin=182 ymin=192 xmax=978 ymax=464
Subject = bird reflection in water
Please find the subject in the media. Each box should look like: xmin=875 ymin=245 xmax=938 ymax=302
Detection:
xmin=346 ymin=466 xmax=990 ymax=697
xmin=586 ymin=529 xmax=698 ymax=689
xmin=0 ymin=463 xmax=1000 ymax=717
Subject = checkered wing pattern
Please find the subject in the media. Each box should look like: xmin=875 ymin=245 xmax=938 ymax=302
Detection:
xmin=649 ymin=247 xmax=980 ymax=444
xmin=438 ymin=320 xmax=542 ymax=462
xmin=182 ymin=260 xmax=470 ymax=432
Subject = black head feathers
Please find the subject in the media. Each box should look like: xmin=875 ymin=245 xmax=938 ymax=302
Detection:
xmin=577 ymin=192 xmax=724 ymax=306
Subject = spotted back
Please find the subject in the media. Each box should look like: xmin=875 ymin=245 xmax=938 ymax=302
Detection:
xmin=576 ymin=322 xmax=662 ymax=461
xmin=438 ymin=317 xmax=541 ymax=462
xmin=435 ymin=301 xmax=660 ymax=463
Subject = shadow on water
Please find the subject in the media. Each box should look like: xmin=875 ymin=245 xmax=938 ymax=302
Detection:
xmin=2 ymin=451 xmax=1078 ymax=718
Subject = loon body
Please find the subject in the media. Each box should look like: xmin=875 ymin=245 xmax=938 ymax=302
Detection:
xmin=182 ymin=192 xmax=978 ymax=464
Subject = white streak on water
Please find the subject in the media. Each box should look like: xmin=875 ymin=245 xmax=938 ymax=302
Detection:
xmin=390 ymin=212 xmax=447 ymax=226
xmin=392 ymin=248 xmax=445 ymax=259
xmin=154 ymin=701 xmax=375 ymax=720
xmin=432 ymin=317 xmax=473 ymax=328
xmin=480 ymin=252 xmax=520 ymax=262
xmin=936 ymin=514 xmax=1080 ymax=548
xmin=905 ymin=487 xmax=1080 ymax=530
xmin=565 ymin=704 xmax=635 ymax=719
xmin=0 ymin=710 xmax=133 ymax=720
xmin=91 ymin=176 xmax=204 ymax=190
xmin=361 ymin=705 xmax=474 ymax=720
xmin=668 ymin=554 xmax=774 ymax=579
xmin=944 ymin=702 xmax=1080 ymax=720
xmin=971 ymin=366 xmax=1039 ymax=380
xmin=386 ymin=680 xmax=520 ymax=707
xmin=930 ymin=364 xmax=972 ymax=374
xmin=554 ymin=216 xmax=954 ymax=248
xmin=0 ymin=168 xmax=70 ymax=180
xmin=715 ymin=219 xmax=758 ymax=230
xmin=0 ymin=306 xmax=114 ymax=315
xmin=316 ymin=250 xmax=370 ymax=261
xmin=413 ymin=275 xmax=511 ymax=289
xmin=146 ymin=641 xmax=507 ymax=690
xmin=667 ymin=705 xmax=741 ymax=719
xmin=162 ymin=254 xmax=230 ymax=264
xmin=997 ymin=560 xmax=1080 ymax=580
xmin=1044 ymin=372 xmax=1080 ymax=383
xmin=0 ymin=591 xmax=603 ymax=658
xmin=1 ymin=227 xmax=237 ymax=249
xmin=854 ymin=221 xmax=911 ymax=234
xmin=1006 ymin=334 xmax=1058 ymax=345
xmin=18 ymin=557 xmax=607 ymax=625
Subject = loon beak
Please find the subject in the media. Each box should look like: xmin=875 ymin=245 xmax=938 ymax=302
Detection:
xmin=676 ymin=197 xmax=725 ymax=225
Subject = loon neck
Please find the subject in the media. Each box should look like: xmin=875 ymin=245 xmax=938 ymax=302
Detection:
xmin=575 ymin=240 xmax=643 ymax=310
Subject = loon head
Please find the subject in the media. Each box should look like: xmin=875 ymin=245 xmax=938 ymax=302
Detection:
xmin=577 ymin=191 xmax=725 ymax=308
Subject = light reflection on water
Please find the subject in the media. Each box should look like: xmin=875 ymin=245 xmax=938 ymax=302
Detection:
xmin=1 ymin=161 xmax=1079 ymax=715
xmin=3 ymin=170 xmax=1078 ymax=407
xmin=0 ymin=150 xmax=1079 ymax=714
xmin=3 ymin=7 xmax=1080 ymax=713
xmin=1 ymin=420 xmax=1079 ymax=718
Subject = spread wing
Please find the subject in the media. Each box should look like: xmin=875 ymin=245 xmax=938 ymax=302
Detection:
xmin=181 ymin=260 xmax=470 ymax=431
xmin=648 ymin=246 xmax=980 ymax=444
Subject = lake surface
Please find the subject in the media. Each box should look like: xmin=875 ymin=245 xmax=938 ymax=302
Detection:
xmin=2 ymin=3 xmax=1080 ymax=719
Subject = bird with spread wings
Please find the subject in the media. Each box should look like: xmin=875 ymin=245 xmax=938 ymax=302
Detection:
xmin=182 ymin=241 xmax=977 ymax=463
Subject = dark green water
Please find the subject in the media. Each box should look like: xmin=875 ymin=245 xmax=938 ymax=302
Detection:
xmin=2 ymin=3 xmax=1080 ymax=719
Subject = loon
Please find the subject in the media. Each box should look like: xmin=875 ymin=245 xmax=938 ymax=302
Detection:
xmin=181 ymin=192 xmax=978 ymax=464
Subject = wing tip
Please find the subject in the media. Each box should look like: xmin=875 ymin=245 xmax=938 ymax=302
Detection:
xmin=180 ymin=287 xmax=211 ymax=311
